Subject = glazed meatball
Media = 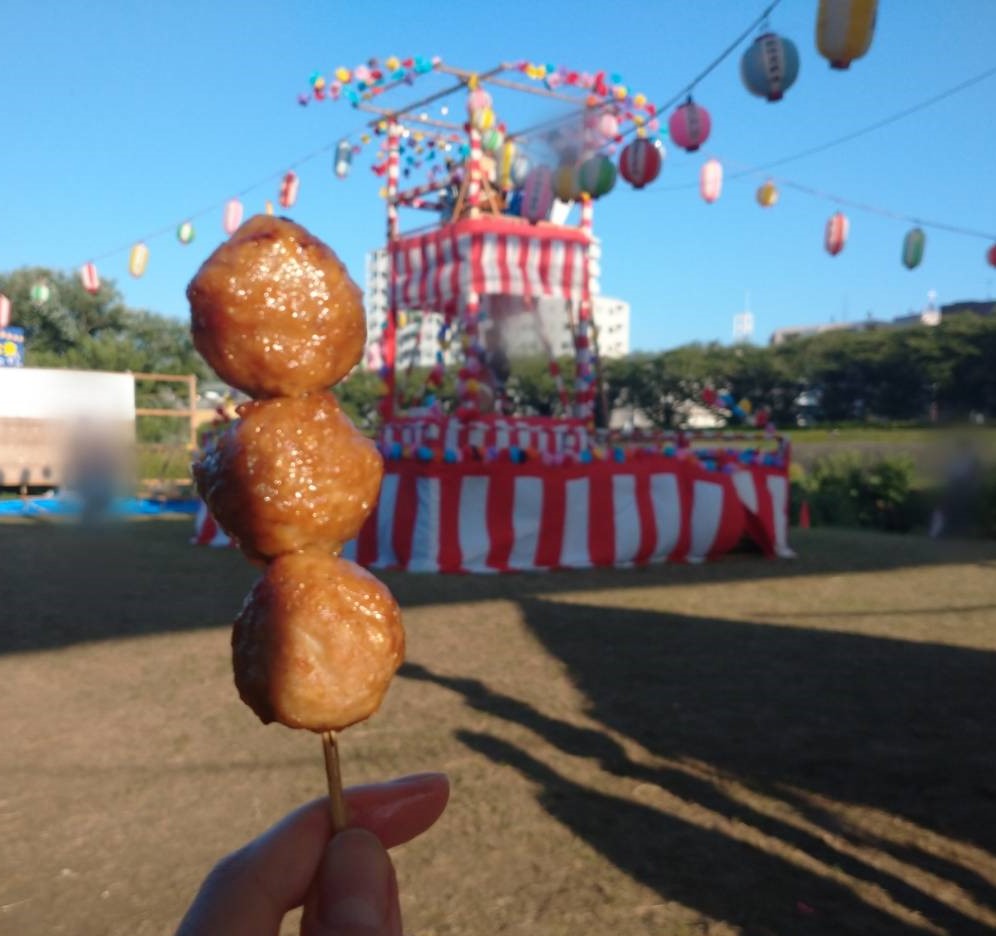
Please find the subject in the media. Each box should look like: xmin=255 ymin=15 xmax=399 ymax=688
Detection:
xmin=188 ymin=215 xmax=366 ymax=398
xmin=233 ymin=552 xmax=404 ymax=731
xmin=194 ymin=393 xmax=383 ymax=560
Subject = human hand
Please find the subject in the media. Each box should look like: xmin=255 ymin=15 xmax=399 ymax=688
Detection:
xmin=176 ymin=772 xmax=449 ymax=936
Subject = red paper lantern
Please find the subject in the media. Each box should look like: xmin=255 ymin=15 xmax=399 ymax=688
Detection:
xmin=825 ymin=212 xmax=849 ymax=256
xmin=987 ymin=244 xmax=996 ymax=267
xmin=279 ymin=171 xmax=299 ymax=209
xmin=618 ymin=138 xmax=662 ymax=189
xmin=80 ymin=262 xmax=100 ymax=294
xmin=699 ymin=159 xmax=723 ymax=204
xmin=668 ymin=97 xmax=711 ymax=153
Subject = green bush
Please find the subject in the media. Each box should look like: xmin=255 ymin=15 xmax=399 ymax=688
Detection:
xmin=800 ymin=452 xmax=918 ymax=532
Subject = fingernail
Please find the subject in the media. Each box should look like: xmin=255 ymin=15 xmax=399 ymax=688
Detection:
xmin=387 ymin=771 xmax=447 ymax=787
xmin=317 ymin=828 xmax=392 ymax=930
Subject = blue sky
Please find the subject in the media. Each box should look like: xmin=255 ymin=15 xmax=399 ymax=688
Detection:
xmin=3 ymin=0 xmax=995 ymax=350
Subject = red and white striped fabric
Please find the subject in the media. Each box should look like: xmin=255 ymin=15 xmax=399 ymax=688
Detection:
xmin=193 ymin=460 xmax=792 ymax=569
xmin=191 ymin=500 xmax=237 ymax=548
xmin=390 ymin=217 xmax=592 ymax=316
xmin=380 ymin=415 xmax=591 ymax=455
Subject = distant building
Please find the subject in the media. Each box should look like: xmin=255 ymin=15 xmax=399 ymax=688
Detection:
xmin=769 ymin=317 xmax=885 ymax=346
xmin=768 ymin=296 xmax=995 ymax=346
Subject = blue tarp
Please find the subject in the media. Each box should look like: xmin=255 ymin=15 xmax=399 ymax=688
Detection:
xmin=0 ymin=495 xmax=199 ymax=517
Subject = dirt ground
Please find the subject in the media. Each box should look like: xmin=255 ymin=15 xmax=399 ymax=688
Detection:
xmin=2 ymin=519 xmax=996 ymax=935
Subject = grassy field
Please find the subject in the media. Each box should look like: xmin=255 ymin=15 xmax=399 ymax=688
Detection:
xmin=2 ymin=520 xmax=996 ymax=935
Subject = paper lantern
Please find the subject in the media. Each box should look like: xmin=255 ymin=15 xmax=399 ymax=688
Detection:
xmin=668 ymin=97 xmax=711 ymax=152
xmin=598 ymin=113 xmax=619 ymax=139
xmin=495 ymin=141 xmax=527 ymax=190
xmin=467 ymin=88 xmax=492 ymax=113
xmin=817 ymin=0 xmax=878 ymax=69
xmin=472 ymin=107 xmax=496 ymax=131
xmin=29 ymin=281 xmax=51 ymax=304
xmin=825 ymin=212 xmax=849 ymax=256
xmin=756 ymin=180 xmax=779 ymax=207
xmin=578 ymin=155 xmax=616 ymax=199
xmin=553 ymin=165 xmax=580 ymax=202
xmin=0 ymin=294 xmax=10 ymax=329
xmin=177 ymin=221 xmax=195 ymax=244
xmin=223 ymin=199 xmax=244 ymax=235
xmin=520 ymin=167 xmax=554 ymax=223
xmin=987 ymin=244 xmax=996 ymax=268
xmin=619 ymin=138 xmax=663 ymax=189
xmin=335 ymin=139 xmax=353 ymax=179
xmin=481 ymin=128 xmax=504 ymax=152
xmin=279 ymin=171 xmax=299 ymax=209
xmin=80 ymin=262 xmax=100 ymax=294
xmin=129 ymin=242 xmax=149 ymax=278
xmin=510 ymin=152 xmax=530 ymax=188
xmin=699 ymin=159 xmax=723 ymax=204
xmin=901 ymin=228 xmax=926 ymax=270
xmin=741 ymin=33 xmax=800 ymax=101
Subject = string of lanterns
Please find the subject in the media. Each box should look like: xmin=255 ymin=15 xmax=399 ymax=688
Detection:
xmin=47 ymin=2 xmax=996 ymax=303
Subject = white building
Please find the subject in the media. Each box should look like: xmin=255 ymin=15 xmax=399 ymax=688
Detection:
xmin=364 ymin=249 xmax=452 ymax=370
xmin=363 ymin=248 xmax=630 ymax=368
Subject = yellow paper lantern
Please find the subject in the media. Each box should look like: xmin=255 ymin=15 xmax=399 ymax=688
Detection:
xmin=472 ymin=107 xmax=496 ymax=131
xmin=554 ymin=165 xmax=580 ymax=202
xmin=756 ymin=180 xmax=779 ymax=207
xmin=816 ymin=0 xmax=878 ymax=69
xmin=335 ymin=66 xmax=351 ymax=83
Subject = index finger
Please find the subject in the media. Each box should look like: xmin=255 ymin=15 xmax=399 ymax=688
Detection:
xmin=176 ymin=772 xmax=449 ymax=936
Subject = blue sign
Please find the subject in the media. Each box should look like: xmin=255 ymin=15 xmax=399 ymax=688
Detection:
xmin=0 ymin=327 xmax=25 ymax=367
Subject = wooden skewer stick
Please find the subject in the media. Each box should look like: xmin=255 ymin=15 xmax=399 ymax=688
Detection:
xmin=321 ymin=730 xmax=348 ymax=834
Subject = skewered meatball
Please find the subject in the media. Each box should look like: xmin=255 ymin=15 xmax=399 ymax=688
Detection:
xmin=194 ymin=392 xmax=383 ymax=560
xmin=187 ymin=215 xmax=366 ymax=398
xmin=232 ymin=552 xmax=404 ymax=732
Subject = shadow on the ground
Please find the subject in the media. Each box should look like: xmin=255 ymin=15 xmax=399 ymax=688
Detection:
xmin=403 ymin=593 xmax=996 ymax=934
xmin=2 ymin=519 xmax=994 ymax=656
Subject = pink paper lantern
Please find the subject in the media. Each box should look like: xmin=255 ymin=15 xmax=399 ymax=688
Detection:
xmin=520 ymin=167 xmax=554 ymax=223
xmin=223 ymin=199 xmax=244 ymax=235
xmin=598 ymin=113 xmax=619 ymax=139
xmin=0 ymin=294 xmax=10 ymax=329
xmin=699 ymin=159 xmax=723 ymax=203
xmin=825 ymin=212 xmax=849 ymax=256
xmin=668 ymin=97 xmax=711 ymax=152
xmin=467 ymin=88 xmax=492 ymax=113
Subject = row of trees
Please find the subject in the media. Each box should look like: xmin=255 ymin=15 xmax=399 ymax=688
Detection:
xmin=4 ymin=267 xmax=994 ymax=432
xmin=1 ymin=268 xmax=210 ymax=441
xmin=338 ymin=311 xmax=996 ymax=428
xmin=604 ymin=311 xmax=996 ymax=426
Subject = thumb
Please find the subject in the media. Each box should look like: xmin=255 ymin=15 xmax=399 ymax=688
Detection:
xmin=301 ymin=828 xmax=402 ymax=936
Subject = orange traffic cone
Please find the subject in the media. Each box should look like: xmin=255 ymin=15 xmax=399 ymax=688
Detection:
xmin=799 ymin=501 xmax=811 ymax=529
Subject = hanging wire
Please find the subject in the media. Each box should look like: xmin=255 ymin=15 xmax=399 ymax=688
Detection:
xmin=84 ymin=117 xmax=373 ymax=265
xmin=614 ymin=0 xmax=785 ymax=147
xmin=760 ymin=172 xmax=996 ymax=241
xmin=654 ymin=60 xmax=996 ymax=192
xmin=736 ymin=63 xmax=996 ymax=176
